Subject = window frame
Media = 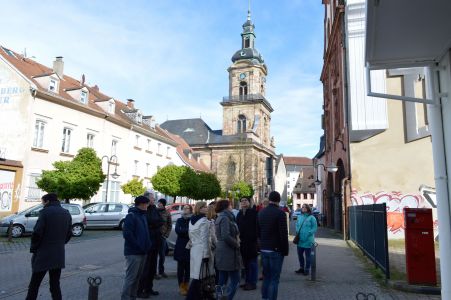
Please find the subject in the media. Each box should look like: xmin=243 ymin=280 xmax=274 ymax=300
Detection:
xmin=33 ymin=120 xmax=46 ymax=149
xmin=86 ymin=133 xmax=95 ymax=148
xmin=80 ymin=90 xmax=88 ymax=104
xmin=61 ymin=127 xmax=72 ymax=153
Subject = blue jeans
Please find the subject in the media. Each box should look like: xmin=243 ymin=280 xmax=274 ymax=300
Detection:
xmin=243 ymin=257 xmax=258 ymax=285
xmin=121 ymin=255 xmax=146 ymax=300
xmin=218 ymin=270 xmax=240 ymax=300
xmin=297 ymin=247 xmax=312 ymax=272
xmin=261 ymin=251 xmax=284 ymax=300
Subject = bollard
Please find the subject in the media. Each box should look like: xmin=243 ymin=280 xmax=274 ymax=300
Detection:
xmin=87 ymin=276 xmax=102 ymax=300
xmin=7 ymin=221 xmax=13 ymax=242
xmin=355 ymin=292 xmax=376 ymax=300
xmin=310 ymin=242 xmax=318 ymax=281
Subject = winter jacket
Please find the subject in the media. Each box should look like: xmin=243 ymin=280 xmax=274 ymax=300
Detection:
xmin=215 ymin=210 xmax=242 ymax=271
xmin=295 ymin=213 xmax=318 ymax=249
xmin=30 ymin=201 xmax=72 ymax=273
xmin=146 ymin=204 xmax=164 ymax=250
xmin=189 ymin=214 xmax=215 ymax=279
xmin=123 ymin=206 xmax=152 ymax=256
xmin=236 ymin=208 xmax=258 ymax=259
xmin=158 ymin=207 xmax=172 ymax=239
xmin=257 ymin=203 xmax=289 ymax=256
xmin=174 ymin=216 xmax=190 ymax=262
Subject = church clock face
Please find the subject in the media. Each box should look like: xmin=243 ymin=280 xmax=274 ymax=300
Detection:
xmin=239 ymin=73 xmax=246 ymax=80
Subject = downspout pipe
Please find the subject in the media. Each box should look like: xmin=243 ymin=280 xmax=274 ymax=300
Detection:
xmin=426 ymin=65 xmax=451 ymax=300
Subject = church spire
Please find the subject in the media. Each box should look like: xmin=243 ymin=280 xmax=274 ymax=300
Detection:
xmin=247 ymin=0 xmax=251 ymax=21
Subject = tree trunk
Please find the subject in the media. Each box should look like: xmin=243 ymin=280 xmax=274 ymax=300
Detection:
xmin=64 ymin=198 xmax=70 ymax=204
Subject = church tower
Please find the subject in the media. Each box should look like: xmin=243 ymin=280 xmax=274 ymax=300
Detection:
xmin=221 ymin=9 xmax=274 ymax=149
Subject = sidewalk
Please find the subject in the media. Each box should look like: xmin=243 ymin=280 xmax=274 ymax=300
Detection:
xmin=1 ymin=227 xmax=441 ymax=299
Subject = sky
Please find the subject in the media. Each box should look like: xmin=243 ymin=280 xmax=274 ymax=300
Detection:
xmin=1 ymin=0 xmax=324 ymax=158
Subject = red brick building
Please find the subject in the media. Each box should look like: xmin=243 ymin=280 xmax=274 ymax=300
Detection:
xmin=319 ymin=0 xmax=351 ymax=233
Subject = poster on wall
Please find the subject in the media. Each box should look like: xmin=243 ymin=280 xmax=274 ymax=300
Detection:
xmin=0 ymin=170 xmax=15 ymax=212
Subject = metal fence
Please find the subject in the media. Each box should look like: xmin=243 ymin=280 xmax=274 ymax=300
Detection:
xmin=349 ymin=203 xmax=390 ymax=279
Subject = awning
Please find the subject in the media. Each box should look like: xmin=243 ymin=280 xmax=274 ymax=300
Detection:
xmin=366 ymin=0 xmax=451 ymax=69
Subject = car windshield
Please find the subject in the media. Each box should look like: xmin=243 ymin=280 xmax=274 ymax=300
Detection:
xmin=18 ymin=204 xmax=43 ymax=215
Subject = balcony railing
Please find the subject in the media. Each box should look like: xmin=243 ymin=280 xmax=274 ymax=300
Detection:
xmin=222 ymin=94 xmax=267 ymax=102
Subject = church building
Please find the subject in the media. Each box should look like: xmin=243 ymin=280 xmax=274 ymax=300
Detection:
xmin=161 ymin=10 xmax=276 ymax=201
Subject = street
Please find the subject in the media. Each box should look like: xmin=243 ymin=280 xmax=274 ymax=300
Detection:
xmin=0 ymin=223 xmax=440 ymax=300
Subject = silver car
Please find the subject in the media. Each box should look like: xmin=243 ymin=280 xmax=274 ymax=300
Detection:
xmin=0 ymin=203 xmax=86 ymax=238
xmin=84 ymin=203 xmax=128 ymax=229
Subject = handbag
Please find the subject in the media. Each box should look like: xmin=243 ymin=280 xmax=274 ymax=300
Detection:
xmin=293 ymin=217 xmax=308 ymax=245
xmin=199 ymin=259 xmax=216 ymax=299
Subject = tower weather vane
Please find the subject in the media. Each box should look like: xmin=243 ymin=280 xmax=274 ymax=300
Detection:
xmin=248 ymin=0 xmax=251 ymax=20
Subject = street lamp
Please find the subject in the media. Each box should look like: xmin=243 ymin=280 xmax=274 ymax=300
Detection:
xmin=314 ymin=162 xmax=338 ymax=186
xmin=102 ymin=155 xmax=120 ymax=202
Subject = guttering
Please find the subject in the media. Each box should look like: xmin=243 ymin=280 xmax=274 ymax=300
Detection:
xmin=365 ymin=63 xmax=445 ymax=104
xmin=130 ymin=125 xmax=178 ymax=147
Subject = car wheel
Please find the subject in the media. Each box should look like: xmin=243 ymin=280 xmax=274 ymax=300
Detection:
xmin=10 ymin=224 xmax=24 ymax=238
xmin=72 ymin=224 xmax=84 ymax=237
xmin=118 ymin=220 xmax=125 ymax=230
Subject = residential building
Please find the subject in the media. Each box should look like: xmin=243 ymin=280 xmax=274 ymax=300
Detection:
xmin=0 ymin=46 xmax=195 ymax=216
xmin=320 ymin=0 xmax=351 ymax=232
xmin=161 ymin=10 xmax=276 ymax=201
xmin=292 ymin=167 xmax=316 ymax=210
xmin=283 ymin=156 xmax=314 ymax=205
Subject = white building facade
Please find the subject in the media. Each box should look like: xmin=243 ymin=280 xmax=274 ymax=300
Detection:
xmin=0 ymin=47 xmax=183 ymax=216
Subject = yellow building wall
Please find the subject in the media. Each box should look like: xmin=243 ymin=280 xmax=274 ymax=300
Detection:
xmin=350 ymin=76 xmax=435 ymax=238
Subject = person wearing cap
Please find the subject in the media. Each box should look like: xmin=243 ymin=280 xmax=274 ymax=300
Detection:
xmin=137 ymin=190 xmax=164 ymax=297
xmin=257 ymin=191 xmax=288 ymax=300
xmin=25 ymin=193 xmax=72 ymax=300
xmin=121 ymin=196 xmax=151 ymax=300
xmin=156 ymin=198 xmax=172 ymax=279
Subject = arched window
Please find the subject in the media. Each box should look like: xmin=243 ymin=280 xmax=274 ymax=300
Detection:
xmin=237 ymin=114 xmax=246 ymax=134
xmin=239 ymin=81 xmax=248 ymax=96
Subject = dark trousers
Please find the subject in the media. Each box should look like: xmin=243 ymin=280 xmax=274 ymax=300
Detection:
xmin=138 ymin=248 xmax=158 ymax=293
xmin=243 ymin=257 xmax=258 ymax=285
xmin=177 ymin=260 xmax=190 ymax=284
xmin=158 ymin=238 xmax=167 ymax=274
xmin=25 ymin=268 xmax=62 ymax=300
xmin=297 ymin=247 xmax=312 ymax=271
xmin=185 ymin=279 xmax=201 ymax=300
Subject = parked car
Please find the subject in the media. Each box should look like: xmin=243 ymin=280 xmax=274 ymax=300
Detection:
xmin=82 ymin=202 xmax=100 ymax=210
xmin=167 ymin=223 xmax=177 ymax=251
xmin=84 ymin=203 xmax=129 ymax=229
xmin=0 ymin=203 xmax=86 ymax=238
xmin=166 ymin=203 xmax=192 ymax=223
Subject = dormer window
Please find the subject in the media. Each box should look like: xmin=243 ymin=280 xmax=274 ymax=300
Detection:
xmin=136 ymin=112 xmax=142 ymax=124
xmin=49 ymin=79 xmax=57 ymax=92
xmin=80 ymin=91 xmax=88 ymax=104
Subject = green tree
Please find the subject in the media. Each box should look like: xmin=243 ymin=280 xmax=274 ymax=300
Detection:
xmin=37 ymin=148 xmax=105 ymax=203
xmin=121 ymin=178 xmax=146 ymax=197
xmin=151 ymin=165 xmax=185 ymax=198
xmin=231 ymin=180 xmax=254 ymax=199
xmin=193 ymin=172 xmax=221 ymax=200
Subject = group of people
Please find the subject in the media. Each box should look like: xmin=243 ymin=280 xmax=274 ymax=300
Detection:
xmin=23 ymin=190 xmax=317 ymax=300
xmin=121 ymin=191 xmax=173 ymax=299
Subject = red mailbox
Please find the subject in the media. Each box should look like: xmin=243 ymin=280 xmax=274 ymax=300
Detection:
xmin=404 ymin=208 xmax=437 ymax=285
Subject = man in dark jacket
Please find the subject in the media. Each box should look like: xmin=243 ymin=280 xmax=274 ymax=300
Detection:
xmin=137 ymin=190 xmax=164 ymax=298
xmin=121 ymin=196 xmax=151 ymax=300
xmin=237 ymin=197 xmax=259 ymax=291
xmin=25 ymin=193 xmax=72 ymax=300
xmin=257 ymin=191 xmax=288 ymax=300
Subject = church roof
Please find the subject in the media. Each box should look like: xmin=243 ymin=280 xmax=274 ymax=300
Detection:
xmin=160 ymin=118 xmax=252 ymax=146
xmin=283 ymin=156 xmax=313 ymax=166
xmin=231 ymin=48 xmax=264 ymax=64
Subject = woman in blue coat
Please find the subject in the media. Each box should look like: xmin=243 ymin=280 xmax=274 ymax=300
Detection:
xmin=295 ymin=204 xmax=318 ymax=276
xmin=174 ymin=205 xmax=192 ymax=296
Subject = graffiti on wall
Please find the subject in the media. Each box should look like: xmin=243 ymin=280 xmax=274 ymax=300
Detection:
xmin=0 ymin=170 xmax=15 ymax=212
xmin=351 ymin=189 xmax=438 ymax=238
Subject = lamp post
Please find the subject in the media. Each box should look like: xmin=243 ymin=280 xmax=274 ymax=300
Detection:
xmin=102 ymin=155 xmax=120 ymax=202
xmin=314 ymin=162 xmax=338 ymax=186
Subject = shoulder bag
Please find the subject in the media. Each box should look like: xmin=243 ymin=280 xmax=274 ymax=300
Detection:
xmin=293 ymin=216 xmax=308 ymax=245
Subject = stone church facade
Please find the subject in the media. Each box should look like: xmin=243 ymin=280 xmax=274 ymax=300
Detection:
xmin=161 ymin=11 xmax=276 ymax=201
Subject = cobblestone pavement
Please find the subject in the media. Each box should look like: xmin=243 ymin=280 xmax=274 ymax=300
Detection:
xmin=0 ymin=223 xmax=441 ymax=299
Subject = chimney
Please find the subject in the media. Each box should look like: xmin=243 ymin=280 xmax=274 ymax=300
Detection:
xmin=92 ymin=85 xmax=99 ymax=91
xmin=81 ymin=74 xmax=85 ymax=86
xmin=126 ymin=99 xmax=135 ymax=109
xmin=53 ymin=56 xmax=64 ymax=78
